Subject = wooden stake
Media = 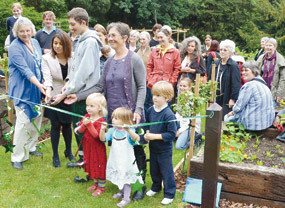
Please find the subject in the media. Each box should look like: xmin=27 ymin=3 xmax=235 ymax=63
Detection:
xmin=187 ymin=73 xmax=200 ymax=177
xmin=210 ymin=63 xmax=216 ymax=104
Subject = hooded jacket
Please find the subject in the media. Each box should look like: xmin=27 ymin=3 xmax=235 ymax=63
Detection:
xmin=65 ymin=30 xmax=102 ymax=95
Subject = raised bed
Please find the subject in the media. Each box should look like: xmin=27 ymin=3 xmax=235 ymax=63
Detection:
xmin=190 ymin=135 xmax=285 ymax=207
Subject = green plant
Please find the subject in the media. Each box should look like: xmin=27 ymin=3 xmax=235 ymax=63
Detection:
xmin=273 ymin=165 xmax=278 ymax=168
xmin=250 ymin=155 xmax=258 ymax=161
xmin=266 ymin=151 xmax=274 ymax=158
xmin=257 ymin=160 xmax=263 ymax=166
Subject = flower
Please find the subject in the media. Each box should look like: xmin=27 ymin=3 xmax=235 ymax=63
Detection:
xmin=277 ymin=124 xmax=284 ymax=132
xmin=243 ymin=153 xmax=248 ymax=159
xmin=220 ymin=146 xmax=226 ymax=151
xmin=229 ymin=146 xmax=235 ymax=151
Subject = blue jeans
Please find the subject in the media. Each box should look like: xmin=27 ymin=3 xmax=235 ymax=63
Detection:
xmin=176 ymin=129 xmax=198 ymax=150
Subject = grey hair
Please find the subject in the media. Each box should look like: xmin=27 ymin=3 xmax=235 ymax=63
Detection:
xmin=12 ymin=17 xmax=36 ymax=37
xmin=261 ymin=37 xmax=269 ymax=42
xmin=140 ymin=31 xmax=151 ymax=40
xmin=179 ymin=36 xmax=202 ymax=60
xmin=130 ymin=30 xmax=140 ymax=39
xmin=220 ymin=39 xmax=235 ymax=55
xmin=266 ymin=38 xmax=277 ymax=47
xmin=242 ymin=60 xmax=260 ymax=77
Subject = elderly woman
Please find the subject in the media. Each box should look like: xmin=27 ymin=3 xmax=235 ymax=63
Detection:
xmin=225 ymin=61 xmax=275 ymax=130
xmin=137 ymin=31 xmax=151 ymax=68
xmin=127 ymin=30 xmax=140 ymax=52
xmin=147 ymin=25 xmax=181 ymax=89
xmin=209 ymin=39 xmax=241 ymax=118
xmin=179 ymin=36 xmax=206 ymax=82
xmin=257 ymin=38 xmax=285 ymax=104
xmin=8 ymin=17 xmax=46 ymax=170
xmin=41 ymin=30 xmax=75 ymax=168
xmin=65 ymin=22 xmax=147 ymax=201
xmin=254 ymin=37 xmax=269 ymax=61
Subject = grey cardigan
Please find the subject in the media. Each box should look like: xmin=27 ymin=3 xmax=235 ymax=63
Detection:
xmin=77 ymin=51 xmax=146 ymax=115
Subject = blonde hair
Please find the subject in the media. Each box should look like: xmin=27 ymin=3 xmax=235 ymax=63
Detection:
xmin=86 ymin=93 xmax=107 ymax=117
xmin=12 ymin=2 xmax=22 ymax=10
xmin=43 ymin=11 xmax=56 ymax=20
xmin=112 ymin=107 xmax=133 ymax=125
xmin=152 ymin=81 xmax=174 ymax=101
xmin=179 ymin=77 xmax=192 ymax=88
xmin=12 ymin=17 xmax=36 ymax=37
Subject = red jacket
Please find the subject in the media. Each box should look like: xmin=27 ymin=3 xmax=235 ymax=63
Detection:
xmin=147 ymin=47 xmax=181 ymax=88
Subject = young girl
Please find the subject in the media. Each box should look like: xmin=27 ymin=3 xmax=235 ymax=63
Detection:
xmin=75 ymin=93 xmax=107 ymax=197
xmin=100 ymin=107 xmax=143 ymax=208
xmin=6 ymin=3 xmax=22 ymax=43
xmin=175 ymin=77 xmax=201 ymax=150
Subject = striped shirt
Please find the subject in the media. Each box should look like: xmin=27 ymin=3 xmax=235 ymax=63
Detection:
xmin=233 ymin=76 xmax=275 ymax=130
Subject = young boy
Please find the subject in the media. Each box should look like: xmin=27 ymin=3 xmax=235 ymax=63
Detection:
xmin=144 ymin=81 xmax=177 ymax=205
xmin=54 ymin=7 xmax=102 ymax=171
xmin=6 ymin=2 xmax=22 ymax=43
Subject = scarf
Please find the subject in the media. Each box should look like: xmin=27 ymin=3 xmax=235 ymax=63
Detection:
xmin=157 ymin=44 xmax=174 ymax=58
xmin=263 ymin=51 xmax=276 ymax=89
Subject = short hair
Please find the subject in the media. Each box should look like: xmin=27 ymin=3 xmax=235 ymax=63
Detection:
xmin=43 ymin=11 xmax=56 ymax=21
xmin=112 ymin=107 xmax=133 ymax=125
xmin=180 ymin=36 xmax=202 ymax=60
xmin=209 ymin=40 xmax=219 ymax=51
xmin=140 ymin=31 xmax=151 ymax=40
xmin=67 ymin=7 xmax=89 ymax=26
xmin=152 ymin=81 xmax=174 ymax=101
xmin=101 ymin=45 xmax=111 ymax=54
xmin=266 ymin=38 xmax=277 ymax=47
xmin=205 ymin=34 xmax=212 ymax=40
xmin=220 ymin=39 xmax=235 ymax=55
xmin=242 ymin=61 xmax=260 ymax=77
xmin=261 ymin=37 xmax=269 ymax=42
xmin=51 ymin=30 xmax=72 ymax=60
xmin=160 ymin=25 xmax=172 ymax=36
xmin=107 ymin=22 xmax=130 ymax=42
xmin=94 ymin=24 xmax=107 ymax=36
xmin=152 ymin=23 xmax=162 ymax=32
xmin=86 ymin=93 xmax=107 ymax=117
xmin=12 ymin=2 xmax=22 ymax=10
xmin=12 ymin=17 xmax=36 ymax=37
xmin=130 ymin=30 xmax=140 ymax=40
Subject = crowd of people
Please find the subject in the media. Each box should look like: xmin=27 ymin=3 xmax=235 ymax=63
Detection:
xmin=4 ymin=2 xmax=285 ymax=207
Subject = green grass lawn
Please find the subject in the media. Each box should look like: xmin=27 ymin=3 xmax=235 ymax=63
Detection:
xmin=0 ymin=136 xmax=189 ymax=208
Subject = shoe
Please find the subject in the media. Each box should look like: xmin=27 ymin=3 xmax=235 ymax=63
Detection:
xmin=146 ymin=189 xmax=158 ymax=197
xmin=92 ymin=187 xmax=105 ymax=197
xmin=74 ymin=175 xmax=91 ymax=183
xmin=64 ymin=150 xmax=76 ymax=161
xmin=87 ymin=183 xmax=98 ymax=192
xmin=67 ymin=160 xmax=84 ymax=168
xmin=29 ymin=151 xmax=42 ymax=157
xmin=132 ymin=186 xmax=146 ymax=201
xmin=117 ymin=199 xmax=131 ymax=207
xmin=113 ymin=192 xmax=123 ymax=199
xmin=161 ymin=198 xmax=173 ymax=205
xmin=53 ymin=157 xmax=61 ymax=168
xmin=11 ymin=162 xmax=23 ymax=170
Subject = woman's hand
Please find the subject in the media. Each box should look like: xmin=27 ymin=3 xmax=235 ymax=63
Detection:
xmin=228 ymin=99 xmax=235 ymax=108
xmin=64 ymin=94 xmax=78 ymax=105
xmin=45 ymin=87 xmax=52 ymax=103
xmin=61 ymin=81 xmax=69 ymax=94
xmin=50 ymin=94 xmax=67 ymax=105
xmin=133 ymin=113 xmax=141 ymax=124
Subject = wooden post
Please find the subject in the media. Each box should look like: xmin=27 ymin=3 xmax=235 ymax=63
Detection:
xmin=210 ymin=64 xmax=216 ymax=104
xmin=187 ymin=74 xmax=200 ymax=176
xmin=202 ymin=103 xmax=222 ymax=208
xmin=3 ymin=53 xmax=14 ymax=142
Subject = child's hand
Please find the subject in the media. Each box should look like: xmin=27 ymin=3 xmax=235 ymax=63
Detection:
xmin=82 ymin=118 xmax=90 ymax=126
xmin=144 ymin=131 xmax=153 ymax=141
xmin=101 ymin=122 xmax=108 ymax=130
xmin=122 ymin=124 xmax=130 ymax=131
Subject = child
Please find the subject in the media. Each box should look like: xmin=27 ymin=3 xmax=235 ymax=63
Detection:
xmin=100 ymin=107 xmax=143 ymax=208
xmin=6 ymin=2 xmax=22 ymax=43
xmin=175 ymin=77 xmax=201 ymax=150
xmin=144 ymin=81 xmax=177 ymax=205
xmin=75 ymin=93 xmax=107 ymax=196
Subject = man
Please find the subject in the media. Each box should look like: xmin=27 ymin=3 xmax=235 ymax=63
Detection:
xmin=51 ymin=8 xmax=102 ymax=175
xmin=149 ymin=23 xmax=162 ymax=48
xmin=35 ymin=11 xmax=61 ymax=54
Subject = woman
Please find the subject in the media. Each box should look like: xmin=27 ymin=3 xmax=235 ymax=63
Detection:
xmin=41 ymin=31 xmax=75 ymax=168
xmin=8 ymin=17 xmax=46 ymax=170
xmin=94 ymin=24 xmax=108 ymax=45
xmin=201 ymin=34 xmax=212 ymax=58
xmin=179 ymin=36 xmax=206 ymax=82
xmin=254 ymin=37 xmax=269 ymax=61
xmin=209 ymin=39 xmax=241 ymax=118
xmin=127 ymin=30 xmax=140 ymax=52
xmin=137 ymin=31 xmax=151 ymax=68
xmin=225 ymin=61 xmax=275 ymax=130
xmin=257 ymin=38 xmax=285 ymax=104
xmin=206 ymin=40 xmax=220 ymax=79
xmin=147 ymin=25 xmax=181 ymax=89
xmin=65 ymin=22 xmax=147 ymax=201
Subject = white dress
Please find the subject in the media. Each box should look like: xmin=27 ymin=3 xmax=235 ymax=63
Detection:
xmin=106 ymin=128 xmax=143 ymax=190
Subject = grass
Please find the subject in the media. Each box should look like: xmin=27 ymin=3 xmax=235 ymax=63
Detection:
xmin=0 ymin=134 xmax=189 ymax=208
